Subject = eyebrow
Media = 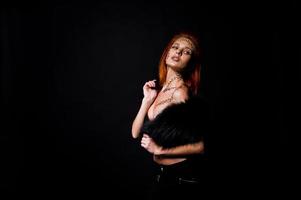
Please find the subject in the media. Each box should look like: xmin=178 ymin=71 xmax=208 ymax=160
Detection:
xmin=173 ymin=42 xmax=193 ymax=51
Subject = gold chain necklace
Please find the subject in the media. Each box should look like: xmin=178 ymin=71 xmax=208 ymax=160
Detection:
xmin=154 ymin=76 xmax=183 ymax=107
xmin=162 ymin=76 xmax=182 ymax=93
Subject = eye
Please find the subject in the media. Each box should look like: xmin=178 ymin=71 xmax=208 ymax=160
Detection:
xmin=171 ymin=46 xmax=178 ymax=50
xmin=184 ymin=50 xmax=192 ymax=55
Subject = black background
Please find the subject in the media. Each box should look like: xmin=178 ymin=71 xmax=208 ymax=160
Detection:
xmin=1 ymin=0 xmax=296 ymax=198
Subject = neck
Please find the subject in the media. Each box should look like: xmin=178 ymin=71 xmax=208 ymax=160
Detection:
xmin=162 ymin=67 xmax=184 ymax=90
xmin=166 ymin=67 xmax=182 ymax=83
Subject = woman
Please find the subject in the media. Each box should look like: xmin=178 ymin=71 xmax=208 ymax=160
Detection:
xmin=131 ymin=32 xmax=210 ymax=199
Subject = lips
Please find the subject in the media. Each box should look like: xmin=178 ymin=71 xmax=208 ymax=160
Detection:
xmin=171 ymin=56 xmax=180 ymax=62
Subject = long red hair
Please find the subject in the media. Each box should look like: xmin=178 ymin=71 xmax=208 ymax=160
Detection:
xmin=158 ymin=32 xmax=202 ymax=96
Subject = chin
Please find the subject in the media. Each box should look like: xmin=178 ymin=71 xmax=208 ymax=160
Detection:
xmin=168 ymin=65 xmax=185 ymax=72
xmin=167 ymin=61 xmax=180 ymax=67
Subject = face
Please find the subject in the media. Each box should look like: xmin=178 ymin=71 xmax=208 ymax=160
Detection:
xmin=165 ymin=37 xmax=194 ymax=70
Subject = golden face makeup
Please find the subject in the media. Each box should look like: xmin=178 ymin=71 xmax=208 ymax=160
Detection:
xmin=176 ymin=38 xmax=195 ymax=52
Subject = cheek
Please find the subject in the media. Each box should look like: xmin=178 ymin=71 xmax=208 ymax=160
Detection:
xmin=182 ymin=56 xmax=191 ymax=65
xmin=166 ymin=51 xmax=172 ymax=61
xmin=167 ymin=50 xmax=173 ymax=57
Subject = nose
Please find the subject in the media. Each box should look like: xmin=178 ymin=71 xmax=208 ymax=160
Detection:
xmin=175 ymin=49 xmax=182 ymax=56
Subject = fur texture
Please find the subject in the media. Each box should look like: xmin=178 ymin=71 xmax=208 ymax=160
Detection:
xmin=141 ymin=95 xmax=210 ymax=148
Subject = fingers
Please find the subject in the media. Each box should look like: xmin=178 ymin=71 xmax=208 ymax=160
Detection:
xmin=141 ymin=134 xmax=150 ymax=147
xmin=141 ymin=140 xmax=148 ymax=148
xmin=141 ymin=136 xmax=149 ymax=144
xmin=144 ymin=79 xmax=156 ymax=88
xmin=141 ymin=142 xmax=147 ymax=148
xmin=150 ymin=79 xmax=156 ymax=88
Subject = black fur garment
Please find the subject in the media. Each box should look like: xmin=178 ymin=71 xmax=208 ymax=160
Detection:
xmin=141 ymin=95 xmax=211 ymax=148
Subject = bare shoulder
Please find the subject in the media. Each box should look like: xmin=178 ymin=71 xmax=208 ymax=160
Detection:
xmin=172 ymin=85 xmax=189 ymax=103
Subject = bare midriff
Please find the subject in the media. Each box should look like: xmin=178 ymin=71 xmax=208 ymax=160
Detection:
xmin=153 ymin=155 xmax=187 ymax=165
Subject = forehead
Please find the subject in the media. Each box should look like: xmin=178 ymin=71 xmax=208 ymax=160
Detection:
xmin=173 ymin=37 xmax=194 ymax=49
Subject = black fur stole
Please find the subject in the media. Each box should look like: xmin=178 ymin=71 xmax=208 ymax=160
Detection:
xmin=141 ymin=95 xmax=210 ymax=148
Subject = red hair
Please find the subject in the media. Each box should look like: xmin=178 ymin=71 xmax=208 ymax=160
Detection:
xmin=158 ymin=32 xmax=202 ymax=96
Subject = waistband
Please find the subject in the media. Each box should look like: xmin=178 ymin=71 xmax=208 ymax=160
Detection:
xmin=155 ymin=174 xmax=200 ymax=185
xmin=155 ymin=160 xmax=201 ymax=184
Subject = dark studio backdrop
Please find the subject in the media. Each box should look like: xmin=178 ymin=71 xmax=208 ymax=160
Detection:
xmin=1 ymin=0 xmax=296 ymax=198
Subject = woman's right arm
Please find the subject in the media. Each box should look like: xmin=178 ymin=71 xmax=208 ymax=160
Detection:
xmin=131 ymin=80 xmax=157 ymax=139
xmin=131 ymin=98 xmax=152 ymax=138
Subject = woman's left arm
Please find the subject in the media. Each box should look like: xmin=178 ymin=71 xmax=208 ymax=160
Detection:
xmin=156 ymin=141 xmax=204 ymax=156
xmin=141 ymin=134 xmax=204 ymax=156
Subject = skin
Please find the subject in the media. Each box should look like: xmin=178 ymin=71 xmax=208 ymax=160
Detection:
xmin=165 ymin=37 xmax=194 ymax=72
xmin=131 ymin=37 xmax=204 ymax=165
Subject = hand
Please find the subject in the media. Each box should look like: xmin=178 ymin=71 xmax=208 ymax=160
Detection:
xmin=143 ymin=79 xmax=158 ymax=104
xmin=141 ymin=134 xmax=162 ymax=155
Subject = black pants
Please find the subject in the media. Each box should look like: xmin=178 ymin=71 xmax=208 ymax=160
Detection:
xmin=147 ymin=160 xmax=205 ymax=200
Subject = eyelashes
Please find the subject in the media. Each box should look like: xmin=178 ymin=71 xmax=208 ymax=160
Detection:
xmin=184 ymin=50 xmax=192 ymax=55
xmin=171 ymin=46 xmax=192 ymax=55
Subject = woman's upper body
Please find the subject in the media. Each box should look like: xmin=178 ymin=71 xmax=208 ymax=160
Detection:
xmin=131 ymin=32 xmax=208 ymax=166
